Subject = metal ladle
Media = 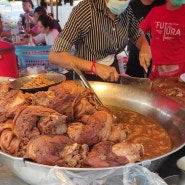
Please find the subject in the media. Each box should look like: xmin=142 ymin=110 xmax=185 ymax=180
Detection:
xmin=70 ymin=62 xmax=103 ymax=105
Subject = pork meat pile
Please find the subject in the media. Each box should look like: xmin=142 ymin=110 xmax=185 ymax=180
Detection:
xmin=0 ymin=80 xmax=144 ymax=168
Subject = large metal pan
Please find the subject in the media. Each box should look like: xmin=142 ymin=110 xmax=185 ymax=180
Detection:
xmin=0 ymin=81 xmax=185 ymax=185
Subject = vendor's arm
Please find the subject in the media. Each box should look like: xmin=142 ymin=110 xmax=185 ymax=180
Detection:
xmin=49 ymin=51 xmax=119 ymax=82
xmin=137 ymin=9 xmax=153 ymax=73
xmin=127 ymin=6 xmax=152 ymax=74
xmin=135 ymin=35 xmax=152 ymax=73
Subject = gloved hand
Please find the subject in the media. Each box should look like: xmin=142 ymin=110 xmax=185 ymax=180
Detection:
xmin=139 ymin=44 xmax=152 ymax=73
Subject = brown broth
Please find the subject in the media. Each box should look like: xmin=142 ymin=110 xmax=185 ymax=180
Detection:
xmin=108 ymin=106 xmax=172 ymax=160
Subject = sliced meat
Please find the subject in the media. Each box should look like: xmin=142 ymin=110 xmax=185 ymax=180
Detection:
xmin=13 ymin=105 xmax=67 ymax=142
xmin=0 ymin=129 xmax=21 ymax=156
xmin=49 ymin=81 xmax=85 ymax=121
xmin=0 ymin=90 xmax=32 ymax=118
xmin=67 ymin=122 xmax=84 ymax=142
xmin=112 ymin=142 xmax=144 ymax=163
xmin=83 ymin=141 xmax=128 ymax=168
xmin=25 ymin=135 xmax=73 ymax=166
xmin=77 ymin=110 xmax=113 ymax=145
xmin=31 ymin=90 xmax=55 ymax=107
xmin=107 ymin=123 xmax=128 ymax=142
xmin=83 ymin=141 xmax=144 ymax=168
xmin=60 ymin=143 xmax=89 ymax=167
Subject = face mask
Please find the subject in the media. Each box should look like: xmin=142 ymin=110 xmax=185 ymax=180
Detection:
xmin=171 ymin=0 xmax=185 ymax=6
xmin=107 ymin=0 xmax=130 ymax=15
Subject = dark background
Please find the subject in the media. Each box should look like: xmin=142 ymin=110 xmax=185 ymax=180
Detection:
xmin=157 ymin=146 xmax=185 ymax=178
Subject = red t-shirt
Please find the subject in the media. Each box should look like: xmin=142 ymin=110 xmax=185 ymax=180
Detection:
xmin=140 ymin=4 xmax=185 ymax=66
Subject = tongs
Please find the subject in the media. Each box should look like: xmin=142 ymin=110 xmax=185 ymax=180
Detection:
xmin=70 ymin=62 xmax=103 ymax=105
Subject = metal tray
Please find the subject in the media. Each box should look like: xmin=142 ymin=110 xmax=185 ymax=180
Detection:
xmin=9 ymin=73 xmax=66 ymax=92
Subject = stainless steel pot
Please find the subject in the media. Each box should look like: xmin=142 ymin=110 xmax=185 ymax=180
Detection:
xmin=0 ymin=81 xmax=185 ymax=185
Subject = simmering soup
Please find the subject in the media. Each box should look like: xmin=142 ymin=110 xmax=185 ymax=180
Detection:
xmin=108 ymin=106 xmax=172 ymax=160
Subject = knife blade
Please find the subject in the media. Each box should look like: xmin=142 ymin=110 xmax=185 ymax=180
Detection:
xmin=119 ymin=75 xmax=152 ymax=90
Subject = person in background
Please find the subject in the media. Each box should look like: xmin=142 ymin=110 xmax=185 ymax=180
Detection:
xmin=40 ymin=0 xmax=47 ymax=9
xmin=26 ymin=6 xmax=62 ymax=36
xmin=49 ymin=0 xmax=151 ymax=82
xmin=126 ymin=0 xmax=166 ymax=78
xmin=32 ymin=0 xmax=39 ymax=8
xmin=139 ymin=0 xmax=185 ymax=80
xmin=58 ymin=0 xmax=62 ymax=6
xmin=0 ymin=16 xmax=12 ymax=42
xmin=0 ymin=16 xmax=3 ymax=39
xmin=32 ymin=14 xmax=59 ymax=45
xmin=19 ymin=0 xmax=35 ymax=30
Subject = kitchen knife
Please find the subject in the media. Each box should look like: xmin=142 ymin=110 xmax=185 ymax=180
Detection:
xmin=119 ymin=75 xmax=152 ymax=91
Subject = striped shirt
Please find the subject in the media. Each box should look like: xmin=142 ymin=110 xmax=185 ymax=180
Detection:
xmin=52 ymin=0 xmax=143 ymax=61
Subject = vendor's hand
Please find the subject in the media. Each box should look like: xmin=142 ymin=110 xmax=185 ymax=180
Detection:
xmin=95 ymin=64 xmax=119 ymax=82
xmin=139 ymin=44 xmax=152 ymax=73
xmin=20 ymin=13 xmax=24 ymax=18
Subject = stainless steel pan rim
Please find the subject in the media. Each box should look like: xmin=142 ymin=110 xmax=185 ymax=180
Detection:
xmin=0 ymin=145 xmax=184 ymax=171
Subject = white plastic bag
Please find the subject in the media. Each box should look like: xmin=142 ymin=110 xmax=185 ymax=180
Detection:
xmin=39 ymin=163 xmax=167 ymax=185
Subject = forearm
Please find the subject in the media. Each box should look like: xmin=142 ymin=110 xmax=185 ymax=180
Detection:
xmin=49 ymin=51 xmax=119 ymax=82
xmin=49 ymin=51 xmax=92 ymax=72
xmin=135 ymin=35 xmax=152 ymax=73
xmin=135 ymin=35 xmax=149 ymax=50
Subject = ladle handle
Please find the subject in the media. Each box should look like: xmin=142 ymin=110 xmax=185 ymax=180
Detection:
xmin=70 ymin=62 xmax=103 ymax=105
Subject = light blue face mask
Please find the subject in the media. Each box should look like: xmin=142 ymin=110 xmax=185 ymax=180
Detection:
xmin=107 ymin=0 xmax=130 ymax=15
xmin=171 ymin=0 xmax=185 ymax=6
